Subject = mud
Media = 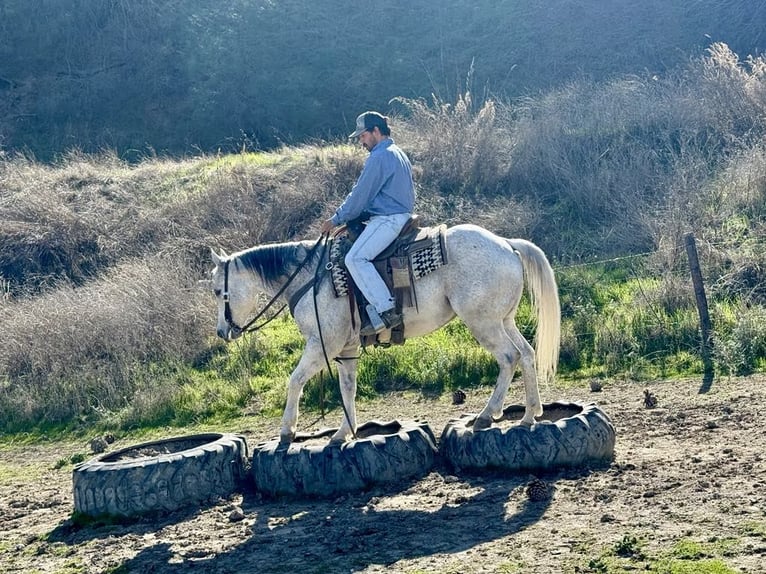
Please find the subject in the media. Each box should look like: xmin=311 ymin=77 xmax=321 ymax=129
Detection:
xmin=1 ymin=375 xmax=765 ymax=573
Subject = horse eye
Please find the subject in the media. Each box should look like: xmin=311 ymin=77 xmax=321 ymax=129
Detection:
xmin=214 ymin=289 xmax=222 ymax=297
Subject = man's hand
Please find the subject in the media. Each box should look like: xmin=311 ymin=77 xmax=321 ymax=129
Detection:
xmin=320 ymin=219 xmax=336 ymax=235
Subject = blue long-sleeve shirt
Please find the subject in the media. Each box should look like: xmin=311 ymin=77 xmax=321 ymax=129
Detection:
xmin=330 ymin=138 xmax=415 ymax=226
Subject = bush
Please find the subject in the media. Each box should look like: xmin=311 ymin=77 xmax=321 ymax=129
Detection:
xmin=714 ymin=303 xmax=766 ymax=375
xmin=393 ymin=90 xmax=538 ymax=237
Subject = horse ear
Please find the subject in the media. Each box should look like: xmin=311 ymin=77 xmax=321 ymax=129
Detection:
xmin=210 ymin=248 xmax=222 ymax=266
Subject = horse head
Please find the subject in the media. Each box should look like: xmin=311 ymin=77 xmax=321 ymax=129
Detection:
xmin=210 ymin=248 xmax=253 ymax=341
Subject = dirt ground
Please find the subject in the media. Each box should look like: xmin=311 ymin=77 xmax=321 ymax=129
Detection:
xmin=2 ymin=375 xmax=766 ymax=574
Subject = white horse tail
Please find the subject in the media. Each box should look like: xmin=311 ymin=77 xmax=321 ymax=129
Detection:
xmin=505 ymin=238 xmax=561 ymax=384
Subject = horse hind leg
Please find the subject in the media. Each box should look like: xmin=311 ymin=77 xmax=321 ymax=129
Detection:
xmin=504 ymin=319 xmax=542 ymax=425
xmin=469 ymin=320 xmax=524 ymax=430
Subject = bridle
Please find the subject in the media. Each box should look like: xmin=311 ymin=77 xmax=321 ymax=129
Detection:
xmin=220 ymin=238 xmax=324 ymax=336
xmin=221 ymin=259 xmax=251 ymax=338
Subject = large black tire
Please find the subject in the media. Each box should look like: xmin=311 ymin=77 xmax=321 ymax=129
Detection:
xmin=440 ymin=401 xmax=615 ymax=472
xmin=251 ymin=420 xmax=437 ymax=498
xmin=73 ymin=433 xmax=249 ymax=518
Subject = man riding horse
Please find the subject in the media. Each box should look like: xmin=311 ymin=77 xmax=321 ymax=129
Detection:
xmin=320 ymin=111 xmax=415 ymax=336
xmin=210 ymin=114 xmax=561 ymax=446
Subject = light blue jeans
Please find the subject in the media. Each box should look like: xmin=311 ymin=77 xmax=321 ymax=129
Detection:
xmin=345 ymin=213 xmax=411 ymax=314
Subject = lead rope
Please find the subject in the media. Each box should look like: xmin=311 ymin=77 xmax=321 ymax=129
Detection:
xmin=312 ymin=233 xmax=358 ymax=440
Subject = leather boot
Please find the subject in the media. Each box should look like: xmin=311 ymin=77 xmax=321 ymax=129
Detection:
xmin=360 ymin=306 xmax=402 ymax=336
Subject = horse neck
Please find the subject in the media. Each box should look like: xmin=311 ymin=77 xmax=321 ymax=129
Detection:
xmin=236 ymin=239 xmax=321 ymax=300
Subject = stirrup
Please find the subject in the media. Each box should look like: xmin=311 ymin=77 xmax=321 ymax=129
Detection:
xmin=360 ymin=305 xmax=387 ymax=337
xmin=380 ymin=309 xmax=402 ymax=330
xmin=360 ymin=306 xmax=402 ymax=337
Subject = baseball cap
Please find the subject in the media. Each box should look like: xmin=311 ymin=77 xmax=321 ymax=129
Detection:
xmin=348 ymin=111 xmax=388 ymax=138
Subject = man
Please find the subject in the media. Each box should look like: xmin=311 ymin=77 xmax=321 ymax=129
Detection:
xmin=320 ymin=111 xmax=415 ymax=336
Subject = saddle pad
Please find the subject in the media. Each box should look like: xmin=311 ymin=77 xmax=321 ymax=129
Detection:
xmin=328 ymin=224 xmax=447 ymax=300
xmin=329 ymin=236 xmax=351 ymax=297
xmin=408 ymin=225 xmax=447 ymax=279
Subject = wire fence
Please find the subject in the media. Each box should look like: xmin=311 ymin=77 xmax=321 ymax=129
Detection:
xmin=537 ymin=236 xmax=727 ymax=378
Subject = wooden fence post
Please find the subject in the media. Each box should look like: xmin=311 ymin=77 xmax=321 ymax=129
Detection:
xmin=684 ymin=232 xmax=714 ymax=376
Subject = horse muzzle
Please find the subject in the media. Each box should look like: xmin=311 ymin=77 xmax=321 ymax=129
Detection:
xmin=217 ymin=324 xmax=243 ymax=341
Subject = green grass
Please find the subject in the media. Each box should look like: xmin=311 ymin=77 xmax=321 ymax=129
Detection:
xmin=582 ymin=535 xmax=742 ymax=574
xmin=555 ymin=262 xmax=711 ymax=380
xmin=357 ymin=321 xmax=498 ymax=397
xmin=103 ymin=315 xmax=503 ymax=432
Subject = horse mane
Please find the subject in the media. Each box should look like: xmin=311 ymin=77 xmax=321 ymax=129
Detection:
xmin=235 ymin=241 xmax=309 ymax=285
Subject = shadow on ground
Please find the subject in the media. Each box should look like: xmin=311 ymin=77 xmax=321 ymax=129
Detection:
xmin=48 ymin=468 xmax=564 ymax=573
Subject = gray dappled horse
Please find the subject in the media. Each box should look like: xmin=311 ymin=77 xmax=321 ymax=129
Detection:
xmin=209 ymin=223 xmax=560 ymax=445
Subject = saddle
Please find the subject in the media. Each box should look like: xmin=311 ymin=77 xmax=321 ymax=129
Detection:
xmin=328 ymin=214 xmax=447 ymax=347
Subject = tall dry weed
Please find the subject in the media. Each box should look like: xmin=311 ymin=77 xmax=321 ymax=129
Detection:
xmin=396 ymin=91 xmax=511 ymax=197
xmin=0 ymin=255 xmax=211 ymax=431
xmin=393 ymin=90 xmax=536 ymax=236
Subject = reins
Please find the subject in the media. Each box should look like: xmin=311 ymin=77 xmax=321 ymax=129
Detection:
xmin=311 ymin=234 xmax=358 ymax=440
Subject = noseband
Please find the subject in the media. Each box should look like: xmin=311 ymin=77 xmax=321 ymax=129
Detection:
xmin=221 ymin=259 xmax=244 ymax=337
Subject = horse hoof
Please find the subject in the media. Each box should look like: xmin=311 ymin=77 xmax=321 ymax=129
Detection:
xmin=278 ymin=432 xmax=294 ymax=447
xmin=519 ymin=419 xmax=534 ymax=428
xmin=328 ymin=432 xmax=350 ymax=446
xmin=472 ymin=416 xmax=493 ymax=431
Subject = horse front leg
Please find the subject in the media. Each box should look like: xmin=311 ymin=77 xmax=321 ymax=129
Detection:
xmin=329 ymin=349 xmax=359 ymax=444
xmin=280 ymin=342 xmax=326 ymax=445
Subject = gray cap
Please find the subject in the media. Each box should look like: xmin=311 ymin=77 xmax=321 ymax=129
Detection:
xmin=348 ymin=111 xmax=388 ymax=138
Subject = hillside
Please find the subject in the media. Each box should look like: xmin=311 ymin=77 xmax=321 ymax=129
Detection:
xmin=0 ymin=0 xmax=765 ymax=159
xmin=1 ymin=41 xmax=765 ymax=437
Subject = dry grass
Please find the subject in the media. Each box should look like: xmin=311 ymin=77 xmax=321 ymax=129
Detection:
xmin=0 ymin=255 xmax=210 ymax=431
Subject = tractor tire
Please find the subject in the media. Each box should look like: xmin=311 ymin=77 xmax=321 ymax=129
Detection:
xmin=72 ymin=433 xmax=249 ymax=518
xmin=440 ymin=401 xmax=615 ymax=472
xmin=251 ymin=420 xmax=437 ymax=498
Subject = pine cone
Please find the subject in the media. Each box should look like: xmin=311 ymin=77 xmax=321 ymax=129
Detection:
xmin=526 ymin=478 xmax=550 ymax=502
xmin=643 ymin=389 xmax=658 ymax=409
xmin=452 ymin=389 xmax=467 ymax=405
xmin=89 ymin=437 xmax=108 ymax=454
